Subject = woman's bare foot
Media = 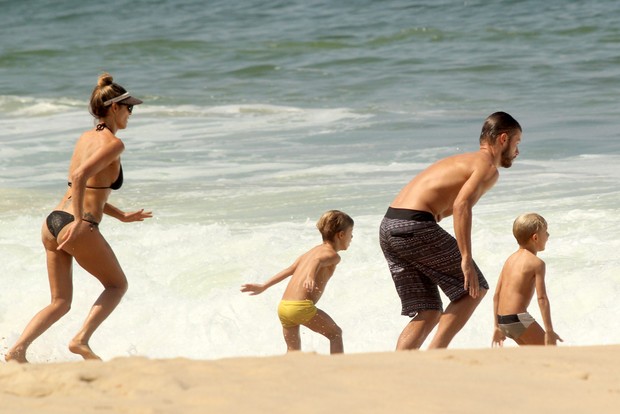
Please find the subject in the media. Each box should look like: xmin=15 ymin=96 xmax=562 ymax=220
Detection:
xmin=5 ymin=347 xmax=28 ymax=363
xmin=69 ymin=340 xmax=102 ymax=361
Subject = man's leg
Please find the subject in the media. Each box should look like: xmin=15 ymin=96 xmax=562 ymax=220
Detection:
xmin=396 ymin=310 xmax=442 ymax=350
xmin=428 ymin=289 xmax=487 ymax=349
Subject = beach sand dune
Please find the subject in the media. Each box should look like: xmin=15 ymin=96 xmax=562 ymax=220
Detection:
xmin=1 ymin=345 xmax=619 ymax=413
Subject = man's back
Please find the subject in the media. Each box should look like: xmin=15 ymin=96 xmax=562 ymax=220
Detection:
xmin=390 ymin=150 xmax=500 ymax=221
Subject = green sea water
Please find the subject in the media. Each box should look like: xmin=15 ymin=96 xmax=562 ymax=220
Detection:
xmin=1 ymin=0 xmax=619 ymax=360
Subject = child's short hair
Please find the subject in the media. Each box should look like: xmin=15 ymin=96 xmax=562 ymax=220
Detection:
xmin=316 ymin=210 xmax=354 ymax=241
xmin=513 ymin=213 xmax=547 ymax=245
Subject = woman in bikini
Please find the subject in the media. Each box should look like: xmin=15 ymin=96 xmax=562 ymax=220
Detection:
xmin=5 ymin=73 xmax=152 ymax=363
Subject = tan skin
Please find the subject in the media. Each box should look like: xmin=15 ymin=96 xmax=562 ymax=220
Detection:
xmin=5 ymin=102 xmax=152 ymax=363
xmin=390 ymin=131 xmax=521 ymax=350
xmin=492 ymin=228 xmax=563 ymax=346
xmin=241 ymin=227 xmax=353 ymax=354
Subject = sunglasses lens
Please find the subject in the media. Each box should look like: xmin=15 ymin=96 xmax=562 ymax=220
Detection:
xmin=127 ymin=105 xmax=133 ymax=113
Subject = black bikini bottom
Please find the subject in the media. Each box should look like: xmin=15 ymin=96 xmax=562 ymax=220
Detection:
xmin=46 ymin=211 xmax=99 ymax=239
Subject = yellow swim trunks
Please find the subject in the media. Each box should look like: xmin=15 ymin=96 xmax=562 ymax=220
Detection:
xmin=277 ymin=300 xmax=318 ymax=328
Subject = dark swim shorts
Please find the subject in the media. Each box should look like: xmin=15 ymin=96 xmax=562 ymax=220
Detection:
xmin=379 ymin=207 xmax=489 ymax=317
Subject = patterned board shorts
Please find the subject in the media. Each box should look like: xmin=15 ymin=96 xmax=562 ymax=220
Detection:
xmin=379 ymin=208 xmax=489 ymax=317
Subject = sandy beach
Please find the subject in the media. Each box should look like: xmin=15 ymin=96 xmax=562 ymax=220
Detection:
xmin=1 ymin=345 xmax=618 ymax=413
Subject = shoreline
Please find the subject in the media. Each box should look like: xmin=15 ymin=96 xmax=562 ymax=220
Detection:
xmin=2 ymin=345 xmax=619 ymax=413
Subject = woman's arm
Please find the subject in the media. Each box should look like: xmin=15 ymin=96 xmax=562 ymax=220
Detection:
xmin=104 ymin=203 xmax=152 ymax=222
xmin=57 ymin=139 xmax=124 ymax=250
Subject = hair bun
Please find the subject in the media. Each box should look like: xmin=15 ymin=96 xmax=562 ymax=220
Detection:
xmin=97 ymin=72 xmax=114 ymax=88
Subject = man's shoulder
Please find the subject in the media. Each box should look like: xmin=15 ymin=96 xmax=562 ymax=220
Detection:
xmin=443 ymin=150 xmax=495 ymax=168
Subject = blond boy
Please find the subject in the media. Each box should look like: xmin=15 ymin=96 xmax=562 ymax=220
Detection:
xmin=241 ymin=210 xmax=354 ymax=354
xmin=492 ymin=213 xmax=562 ymax=346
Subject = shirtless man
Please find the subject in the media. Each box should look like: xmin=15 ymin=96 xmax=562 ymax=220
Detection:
xmin=379 ymin=112 xmax=522 ymax=350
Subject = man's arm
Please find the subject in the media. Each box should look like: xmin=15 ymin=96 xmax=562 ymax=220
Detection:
xmin=453 ymin=163 xmax=498 ymax=297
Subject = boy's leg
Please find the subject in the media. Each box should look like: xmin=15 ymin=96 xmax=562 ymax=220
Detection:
xmin=396 ymin=310 xmax=442 ymax=350
xmin=282 ymin=326 xmax=302 ymax=352
xmin=428 ymin=289 xmax=487 ymax=349
xmin=515 ymin=321 xmax=545 ymax=346
xmin=303 ymin=309 xmax=343 ymax=354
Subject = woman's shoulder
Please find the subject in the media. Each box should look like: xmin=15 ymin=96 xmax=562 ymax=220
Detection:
xmin=74 ymin=129 xmax=124 ymax=159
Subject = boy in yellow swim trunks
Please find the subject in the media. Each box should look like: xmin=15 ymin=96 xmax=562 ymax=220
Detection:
xmin=241 ymin=210 xmax=354 ymax=354
xmin=492 ymin=213 xmax=563 ymax=346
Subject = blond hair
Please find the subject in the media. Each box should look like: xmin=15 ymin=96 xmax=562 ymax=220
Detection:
xmin=316 ymin=210 xmax=354 ymax=241
xmin=513 ymin=213 xmax=547 ymax=246
xmin=89 ymin=72 xmax=128 ymax=119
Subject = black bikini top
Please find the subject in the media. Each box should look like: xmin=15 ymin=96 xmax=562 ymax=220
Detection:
xmin=67 ymin=122 xmax=124 ymax=190
xmin=68 ymin=164 xmax=123 ymax=190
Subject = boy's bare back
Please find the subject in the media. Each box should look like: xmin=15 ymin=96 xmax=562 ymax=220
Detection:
xmin=282 ymin=243 xmax=341 ymax=303
xmin=496 ymin=249 xmax=545 ymax=315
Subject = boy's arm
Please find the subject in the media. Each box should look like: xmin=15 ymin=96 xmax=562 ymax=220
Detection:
xmin=241 ymin=257 xmax=300 ymax=296
xmin=535 ymin=260 xmax=563 ymax=345
xmin=492 ymin=270 xmax=506 ymax=347
xmin=302 ymin=252 xmax=341 ymax=292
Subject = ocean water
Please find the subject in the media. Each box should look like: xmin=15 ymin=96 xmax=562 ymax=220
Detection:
xmin=1 ymin=0 xmax=619 ymax=362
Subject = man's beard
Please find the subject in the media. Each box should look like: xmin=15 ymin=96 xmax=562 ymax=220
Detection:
xmin=500 ymin=147 xmax=514 ymax=168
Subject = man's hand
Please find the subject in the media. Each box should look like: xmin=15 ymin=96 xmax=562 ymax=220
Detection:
xmin=461 ymin=258 xmax=480 ymax=298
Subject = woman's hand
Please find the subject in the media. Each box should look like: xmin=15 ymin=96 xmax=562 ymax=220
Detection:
xmin=56 ymin=220 xmax=91 ymax=251
xmin=121 ymin=209 xmax=153 ymax=223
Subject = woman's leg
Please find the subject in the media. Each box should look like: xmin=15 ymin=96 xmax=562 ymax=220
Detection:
xmin=5 ymin=233 xmax=74 ymax=363
xmin=60 ymin=227 xmax=128 ymax=360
